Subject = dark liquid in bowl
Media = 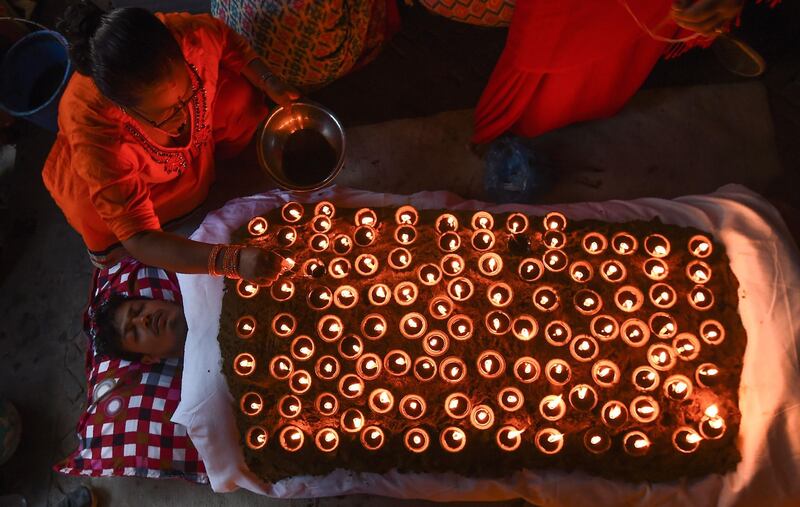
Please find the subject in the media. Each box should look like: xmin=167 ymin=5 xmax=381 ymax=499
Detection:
xmin=282 ymin=128 xmax=338 ymax=187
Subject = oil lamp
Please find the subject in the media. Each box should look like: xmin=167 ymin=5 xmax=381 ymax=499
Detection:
xmin=394 ymin=224 xmax=417 ymax=245
xmin=429 ymin=296 xmax=454 ymax=320
xmin=649 ymin=283 xmax=677 ymax=309
xmin=315 ymin=428 xmax=339 ymax=453
xmin=277 ymin=226 xmax=297 ymax=247
xmin=695 ymin=362 xmax=720 ymax=388
xmin=643 ymin=258 xmax=669 ymax=281
xmin=289 ymin=370 xmax=312 ymax=394
xmin=314 ymin=355 xmax=340 ymax=381
xmin=245 ymin=426 xmax=268 ymax=450
xmin=247 ymin=216 xmax=268 ymax=236
xmin=518 ymin=258 xmax=544 ymax=282
xmin=590 ymin=314 xmax=618 ymax=341
xmin=568 ymin=384 xmax=598 ymax=411
xmin=544 ymin=320 xmax=571 ymax=346
xmin=269 ymin=280 xmax=294 ymax=302
xmin=338 ymin=334 xmax=363 ymax=360
xmin=236 ymin=279 xmax=259 ymax=299
xmin=485 ymin=310 xmax=511 ymax=335
xmin=354 ymin=208 xmax=377 ymax=227
xmin=600 ymin=260 xmax=626 ymax=283
xmin=614 ymin=286 xmax=644 ymax=312
xmin=235 ymin=316 xmax=256 ymax=339
xmin=368 ymin=388 xmax=394 ymax=414
xmin=271 ymin=312 xmax=296 ymax=338
xmin=535 ymin=428 xmax=564 ymax=455
xmin=569 ymin=261 xmax=593 ymax=283
xmin=423 ymin=331 xmax=449 ymax=356
xmin=385 ymin=349 xmax=412 ymax=376
xmin=700 ymin=319 xmax=725 ymax=345
xmin=543 ymin=229 xmax=566 ymax=249
xmin=356 ymin=353 xmax=382 ymax=380
xmin=417 ymin=263 xmax=443 ymax=286
xmin=532 ymin=286 xmax=559 ymax=312
xmin=687 ymin=260 xmax=712 ymax=284
xmin=478 ymin=252 xmax=503 ymax=277
xmin=317 ymin=314 xmax=344 ymax=342
xmin=471 ymin=228 xmax=496 ymax=251
xmin=601 ymin=400 xmax=628 ymax=428
xmin=435 ymin=213 xmax=459 ymax=233
xmin=440 ymin=356 xmax=467 ymax=383
xmin=543 ymin=211 xmax=567 ymax=231
xmin=444 ymin=393 xmax=471 ymax=419
xmin=498 ymin=387 xmax=524 ymax=412
xmin=404 ymin=428 xmax=430 ymax=453
xmin=355 ymin=253 xmax=379 ymax=276
xmin=591 ymin=359 xmax=620 ymax=388
xmin=699 ymin=404 xmax=726 ymax=439
xmin=582 ymin=232 xmax=608 ymax=255
xmin=361 ymin=426 xmax=385 ymax=451
xmin=447 ymin=314 xmax=474 ymax=341
xmin=689 ymin=285 xmax=714 ymax=311
xmin=540 ymin=394 xmax=566 ymax=421
xmin=269 ymin=355 xmax=293 ymax=380
xmin=279 ymin=425 xmax=305 ymax=452
xmin=648 ymin=344 xmax=677 ymax=371
xmin=611 ymin=232 xmax=637 ymax=255
xmin=354 ymin=225 xmax=377 ymax=247
xmin=441 ymin=427 xmax=467 ymax=452
xmin=574 ymin=289 xmax=602 ymax=315
xmin=278 ymin=394 xmax=302 ymax=419
xmin=440 ymin=253 xmax=465 ymax=276
xmin=332 ymin=234 xmax=352 ymax=255
xmin=361 ymin=313 xmax=387 ymax=340
xmin=570 ymin=334 xmax=599 ymax=362
xmin=447 ymin=277 xmax=474 ymax=302
xmin=399 ymin=394 xmax=426 ymax=420
xmin=644 ymin=233 xmax=670 ymax=258
xmin=338 ymin=373 xmax=365 ymax=399
xmin=470 ymin=404 xmax=495 ymax=430
xmin=388 ymin=247 xmax=412 ymax=270
xmin=233 ymin=353 xmax=256 ymax=376
xmin=471 ymin=211 xmax=494 ymax=230
xmin=632 ymin=366 xmax=660 ymax=392
xmin=314 ymin=200 xmax=335 ymax=217
xmin=487 ymin=282 xmax=513 ymax=307
xmin=673 ymin=427 xmax=703 ymax=454
xmin=280 ymin=201 xmax=304 ymax=223
xmin=513 ymin=357 xmax=540 ymax=383
xmin=545 ymin=359 xmax=571 ymax=386
xmin=584 ymin=428 xmax=611 ymax=454
xmin=497 ymin=426 xmax=524 ymax=452
xmin=512 ymin=315 xmax=538 ymax=341
xmin=630 ymin=395 xmax=659 ymax=424
xmin=623 ymin=431 xmax=650 ymax=457
xmin=239 ymin=391 xmax=264 ymax=417
xmin=542 ymin=249 xmax=568 ymax=272
xmin=505 ymin=212 xmax=529 ymax=234
xmin=340 ymin=408 xmax=365 ymax=433
xmin=328 ymin=257 xmax=351 ymax=279
xmin=367 ymin=283 xmax=391 ymax=306
xmin=290 ymin=335 xmax=315 ymax=361
xmin=649 ymin=312 xmax=677 ymax=339
xmin=688 ymin=234 xmax=713 ymax=258
xmin=311 ymin=215 xmax=332 ymax=233
xmin=438 ymin=231 xmax=461 ymax=253
xmin=674 ymin=333 xmax=701 ymax=361
xmin=620 ymin=318 xmax=650 ymax=347
xmin=663 ymin=374 xmax=693 ymax=401
xmin=395 ymin=205 xmax=419 ymax=225
xmin=394 ymin=281 xmax=419 ymax=306
xmin=302 ymin=258 xmax=326 ymax=278
xmin=476 ymin=350 xmax=506 ymax=378
xmin=315 ymin=392 xmax=339 ymax=416
xmin=413 ymin=356 xmax=438 ymax=382
xmin=399 ymin=312 xmax=427 ymax=339
xmin=333 ymin=285 xmax=358 ymax=309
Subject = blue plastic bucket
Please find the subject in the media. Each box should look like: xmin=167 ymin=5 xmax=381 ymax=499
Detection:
xmin=0 ymin=30 xmax=73 ymax=132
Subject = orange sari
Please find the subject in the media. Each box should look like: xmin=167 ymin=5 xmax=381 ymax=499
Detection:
xmin=43 ymin=13 xmax=268 ymax=262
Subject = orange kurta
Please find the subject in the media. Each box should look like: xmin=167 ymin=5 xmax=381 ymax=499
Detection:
xmin=43 ymin=12 xmax=268 ymax=257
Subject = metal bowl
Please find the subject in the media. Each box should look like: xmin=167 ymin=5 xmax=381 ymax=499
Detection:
xmin=257 ymin=102 xmax=346 ymax=192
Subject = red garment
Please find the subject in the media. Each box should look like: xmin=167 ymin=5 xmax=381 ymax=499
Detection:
xmin=43 ymin=13 xmax=268 ymax=256
xmin=472 ymin=0 xmax=681 ymax=143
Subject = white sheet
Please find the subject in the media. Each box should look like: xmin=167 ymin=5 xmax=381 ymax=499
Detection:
xmin=173 ymin=184 xmax=800 ymax=506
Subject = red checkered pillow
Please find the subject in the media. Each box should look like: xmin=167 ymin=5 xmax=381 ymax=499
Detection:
xmin=55 ymin=257 xmax=207 ymax=482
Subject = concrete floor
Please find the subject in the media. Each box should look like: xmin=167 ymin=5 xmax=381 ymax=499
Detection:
xmin=0 ymin=74 xmax=794 ymax=506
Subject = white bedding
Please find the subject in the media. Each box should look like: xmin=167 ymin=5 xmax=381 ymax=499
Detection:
xmin=172 ymin=184 xmax=800 ymax=506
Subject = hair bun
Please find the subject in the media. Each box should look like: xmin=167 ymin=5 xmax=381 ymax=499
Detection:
xmin=58 ymin=0 xmax=105 ymax=75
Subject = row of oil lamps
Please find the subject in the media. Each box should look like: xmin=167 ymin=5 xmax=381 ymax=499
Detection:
xmin=241 ymin=398 xmax=726 ymax=455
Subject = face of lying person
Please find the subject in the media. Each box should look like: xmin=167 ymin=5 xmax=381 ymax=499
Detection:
xmin=113 ymin=298 xmax=188 ymax=364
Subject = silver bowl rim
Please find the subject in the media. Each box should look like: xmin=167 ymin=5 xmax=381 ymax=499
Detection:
xmin=257 ymin=101 xmax=346 ymax=193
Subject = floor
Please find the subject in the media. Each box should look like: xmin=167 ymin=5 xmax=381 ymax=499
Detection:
xmin=0 ymin=1 xmax=798 ymax=507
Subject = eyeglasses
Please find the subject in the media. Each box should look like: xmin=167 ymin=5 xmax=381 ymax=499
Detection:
xmin=127 ymin=62 xmax=200 ymax=132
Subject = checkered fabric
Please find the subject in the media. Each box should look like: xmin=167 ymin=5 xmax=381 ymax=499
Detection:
xmin=56 ymin=257 xmax=207 ymax=482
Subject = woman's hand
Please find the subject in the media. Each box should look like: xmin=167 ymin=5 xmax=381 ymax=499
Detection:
xmin=238 ymin=247 xmax=290 ymax=285
xmin=672 ymin=0 xmax=745 ymax=35
xmin=262 ymin=75 xmax=301 ymax=106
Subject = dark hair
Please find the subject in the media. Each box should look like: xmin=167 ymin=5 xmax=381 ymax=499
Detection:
xmin=94 ymin=293 xmax=148 ymax=361
xmin=58 ymin=1 xmax=185 ymax=107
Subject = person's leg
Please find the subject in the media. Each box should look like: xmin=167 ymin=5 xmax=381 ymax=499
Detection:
xmin=212 ymin=69 xmax=270 ymax=160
